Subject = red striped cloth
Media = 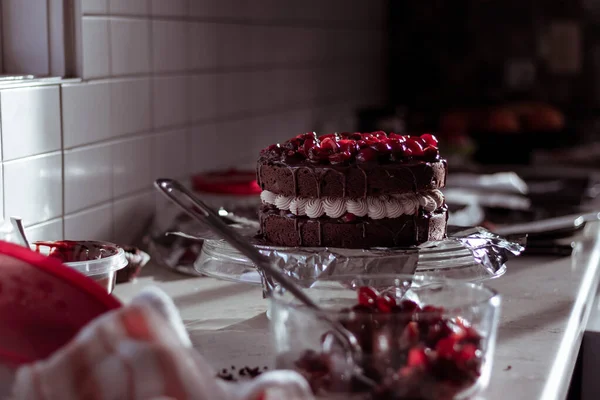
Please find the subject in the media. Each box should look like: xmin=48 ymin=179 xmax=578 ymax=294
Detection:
xmin=10 ymin=288 xmax=313 ymax=400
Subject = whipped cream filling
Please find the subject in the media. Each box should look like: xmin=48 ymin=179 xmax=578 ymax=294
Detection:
xmin=260 ymin=190 xmax=445 ymax=219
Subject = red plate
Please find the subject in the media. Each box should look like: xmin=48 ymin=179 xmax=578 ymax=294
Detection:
xmin=192 ymin=169 xmax=260 ymax=196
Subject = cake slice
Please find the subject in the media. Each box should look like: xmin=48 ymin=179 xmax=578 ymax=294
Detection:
xmin=256 ymin=132 xmax=448 ymax=248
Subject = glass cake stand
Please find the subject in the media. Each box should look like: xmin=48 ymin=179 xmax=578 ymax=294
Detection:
xmin=194 ymin=230 xmax=509 ymax=285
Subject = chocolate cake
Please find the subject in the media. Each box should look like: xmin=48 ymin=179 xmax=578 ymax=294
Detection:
xmin=257 ymin=132 xmax=448 ymax=248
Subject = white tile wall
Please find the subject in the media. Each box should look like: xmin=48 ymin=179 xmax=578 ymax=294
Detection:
xmin=62 ymin=82 xmax=111 ymax=148
xmin=152 ymin=20 xmax=188 ymax=73
xmin=0 ymin=1 xmax=387 ymax=244
xmin=81 ymin=17 xmax=110 ymax=78
xmin=111 ymin=136 xmax=154 ymax=198
xmin=64 ymin=203 xmax=113 ymax=240
xmin=110 ymin=18 xmax=151 ymax=76
xmin=108 ymin=0 xmax=148 ymax=16
xmin=153 ymin=129 xmax=190 ymax=179
xmin=4 ymin=153 xmax=63 ymax=226
xmin=25 ymin=218 xmax=63 ymax=242
xmin=64 ymin=143 xmax=113 ymax=214
xmin=110 ymin=78 xmax=152 ymax=136
xmin=152 ymin=76 xmax=189 ymax=128
xmin=0 ymin=86 xmax=61 ymax=161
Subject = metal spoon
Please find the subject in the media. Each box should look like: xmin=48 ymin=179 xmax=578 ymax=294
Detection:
xmin=10 ymin=217 xmax=30 ymax=248
xmin=154 ymin=178 xmax=375 ymax=386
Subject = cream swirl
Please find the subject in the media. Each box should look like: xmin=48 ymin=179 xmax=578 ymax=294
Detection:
xmin=323 ymin=197 xmax=346 ymax=218
xmin=260 ymin=190 xmax=277 ymax=205
xmin=419 ymin=194 xmax=437 ymax=212
xmin=346 ymin=198 xmax=368 ymax=217
xmin=367 ymin=197 xmax=387 ymax=220
xmin=385 ymin=197 xmax=404 ymax=218
xmin=260 ymin=189 xmax=444 ymax=218
xmin=306 ymin=198 xmax=325 ymax=218
xmin=400 ymin=193 xmax=419 ymax=215
xmin=289 ymin=197 xmax=308 ymax=216
xmin=274 ymin=194 xmax=293 ymax=211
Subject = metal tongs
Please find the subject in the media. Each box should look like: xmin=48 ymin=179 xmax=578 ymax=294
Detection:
xmin=154 ymin=178 xmax=376 ymax=387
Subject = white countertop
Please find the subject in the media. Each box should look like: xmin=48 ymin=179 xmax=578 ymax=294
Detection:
xmin=114 ymin=222 xmax=600 ymax=400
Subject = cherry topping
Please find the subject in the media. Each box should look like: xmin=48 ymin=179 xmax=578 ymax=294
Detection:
xmin=320 ymin=137 xmax=340 ymax=152
xmin=341 ymin=212 xmax=356 ymax=222
xmin=307 ymin=145 xmax=329 ymax=163
xmin=261 ymin=143 xmax=282 ymax=157
xmin=405 ymin=138 xmax=424 ymax=156
xmin=370 ymin=141 xmax=392 ymax=154
xmin=358 ymin=286 xmax=379 ymax=307
xmin=319 ymin=133 xmax=338 ymax=141
xmin=388 ymin=132 xmax=406 ymax=141
xmin=371 ymin=131 xmax=388 ymax=140
xmin=338 ymin=139 xmax=359 ymax=154
xmin=356 ymin=140 xmax=369 ymax=149
xmin=356 ymin=147 xmax=378 ymax=162
xmin=423 ymin=146 xmax=439 ymax=160
xmin=328 ymin=151 xmax=352 ymax=165
xmin=420 ymin=133 xmax=439 ymax=147
xmin=300 ymin=137 xmax=317 ymax=157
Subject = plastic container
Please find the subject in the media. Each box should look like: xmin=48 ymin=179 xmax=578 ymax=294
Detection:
xmin=32 ymin=241 xmax=128 ymax=294
xmin=269 ymin=274 xmax=501 ymax=400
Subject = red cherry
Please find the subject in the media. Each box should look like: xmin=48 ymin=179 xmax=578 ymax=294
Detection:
xmin=421 ymin=133 xmax=439 ymax=147
xmin=342 ymin=213 xmax=356 ymax=222
xmin=356 ymin=140 xmax=369 ymax=149
xmin=356 ymin=147 xmax=378 ymax=162
xmin=436 ymin=337 xmax=458 ymax=359
xmin=400 ymin=321 xmax=420 ymax=348
xmin=407 ymin=348 xmax=429 ymax=368
xmin=386 ymin=139 xmax=404 ymax=153
xmin=370 ymin=141 xmax=392 ymax=154
xmin=319 ymin=133 xmax=337 ymax=141
xmin=307 ymin=145 xmax=328 ymax=163
xmin=371 ymin=131 xmax=388 ymax=140
xmin=261 ymin=143 xmax=281 ymax=156
xmin=457 ymin=343 xmax=479 ymax=363
xmin=300 ymin=137 xmax=316 ymax=156
xmin=400 ymin=300 xmax=420 ymax=312
xmin=376 ymin=293 xmax=396 ymax=313
xmin=405 ymin=138 xmax=424 ymax=156
xmin=338 ymin=139 xmax=359 ymax=154
xmin=389 ymin=133 xmax=406 ymax=141
xmin=328 ymin=151 xmax=352 ymax=164
xmin=320 ymin=138 xmax=340 ymax=152
xmin=423 ymin=146 xmax=439 ymax=160
xmin=358 ymin=286 xmax=379 ymax=307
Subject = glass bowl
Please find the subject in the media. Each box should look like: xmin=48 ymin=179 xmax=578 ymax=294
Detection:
xmin=269 ymin=274 xmax=501 ymax=400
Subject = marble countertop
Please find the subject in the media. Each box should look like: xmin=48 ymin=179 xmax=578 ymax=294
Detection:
xmin=114 ymin=222 xmax=600 ymax=400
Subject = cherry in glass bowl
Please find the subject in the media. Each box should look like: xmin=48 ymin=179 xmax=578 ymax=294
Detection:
xmin=269 ymin=274 xmax=501 ymax=400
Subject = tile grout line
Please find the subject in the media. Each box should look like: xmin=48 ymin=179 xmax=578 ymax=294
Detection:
xmin=58 ymin=85 xmax=65 ymax=239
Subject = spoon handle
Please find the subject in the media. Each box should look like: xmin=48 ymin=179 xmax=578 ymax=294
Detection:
xmin=154 ymin=178 xmax=320 ymax=310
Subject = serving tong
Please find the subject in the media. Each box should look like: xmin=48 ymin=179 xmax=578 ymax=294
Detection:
xmin=154 ymin=178 xmax=376 ymax=387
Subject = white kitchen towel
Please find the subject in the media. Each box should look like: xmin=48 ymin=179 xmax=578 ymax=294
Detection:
xmin=10 ymin=287 xmax=313 ymax=400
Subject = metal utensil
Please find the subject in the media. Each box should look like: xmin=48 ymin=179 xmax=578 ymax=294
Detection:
xmin=154 ymin=178 xmax=374 ymax=386
xmin=10 ymin=217 xmax=30 ymax=248
xmin=494 ymin=211 xmax=600 ymax=236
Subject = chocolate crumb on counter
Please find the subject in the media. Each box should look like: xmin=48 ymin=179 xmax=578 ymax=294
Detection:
xmin=216 ymin=365 xmax=269 ymax=382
